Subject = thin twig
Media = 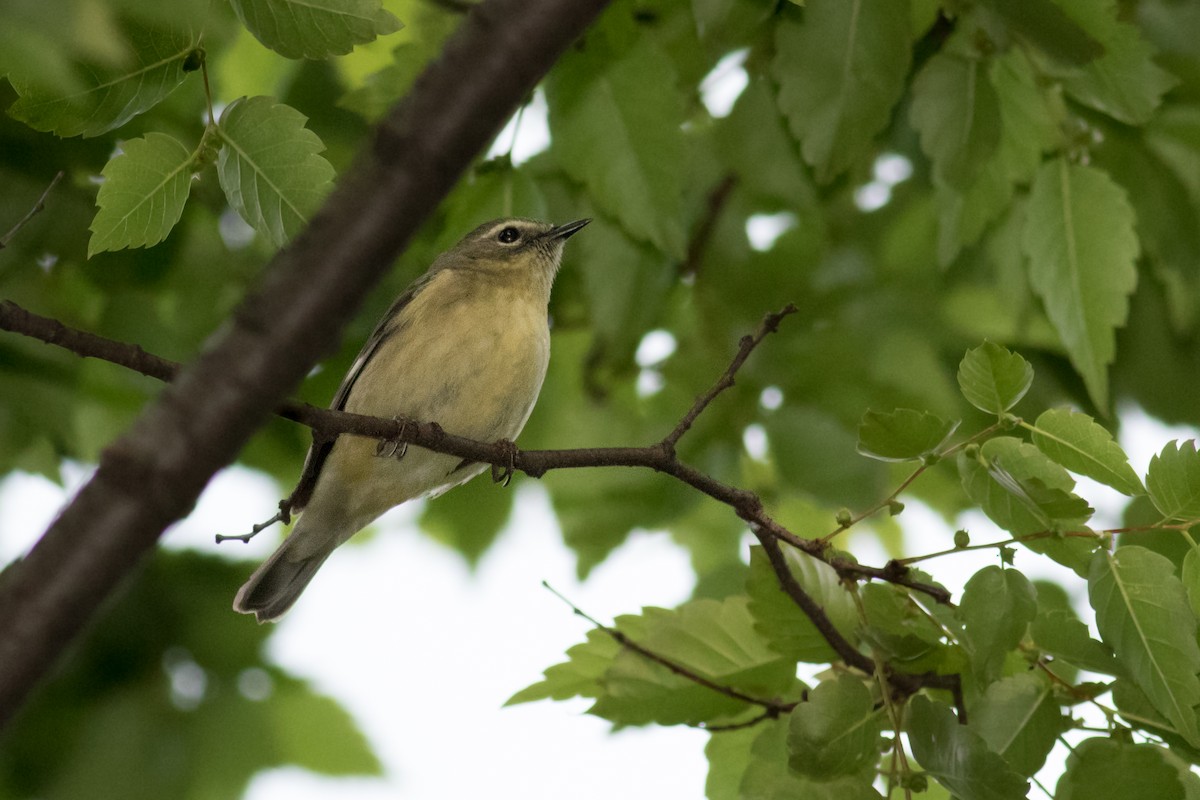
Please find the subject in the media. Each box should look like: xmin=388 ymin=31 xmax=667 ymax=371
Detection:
xmin=662 ymin=303 xmax=797 ymax=449
xmin=0 ymin=300 xmax=955 ymax=604
xmin=543 ymin=582 xmax=794 ymax=713
xmin=0 ymin=172 xmax=64 ymax=250
xmin=679 ymin=174 xmax=737 ymax=278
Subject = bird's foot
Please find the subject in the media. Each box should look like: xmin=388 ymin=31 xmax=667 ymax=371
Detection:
xmin=375 ymin=417 xmax=410 ymax=461
xmin=490 ymin=438 xmax=518 ymax=487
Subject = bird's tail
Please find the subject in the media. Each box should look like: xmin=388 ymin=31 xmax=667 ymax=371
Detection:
xmin=233 ymin=530 xmax=334 ymax=623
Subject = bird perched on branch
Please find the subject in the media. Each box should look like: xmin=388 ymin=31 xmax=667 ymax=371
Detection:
xmin=234 ymin=217 xmax=590 ymax=622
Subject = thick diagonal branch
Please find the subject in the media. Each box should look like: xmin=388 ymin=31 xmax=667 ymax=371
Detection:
xmin=0 ymin=0 xmax=612 ymax=729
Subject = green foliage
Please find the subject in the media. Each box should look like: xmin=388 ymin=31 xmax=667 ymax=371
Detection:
xmin=6 ymin=0 xmax=1200 ymax=795
xmin=856 ymin=408 xmax=959 ymax=462
xmin=786 ymin=675 xmax=884 ymax=780
xmin=956 ymin=342 xmax=1033 ymax=416
xmin=1147 ymin=440 xmax=1200 ymax=521
xmin=1023 ymin=158 xmax=1139 ymax=411
xmin=229 ymin=0 xmax=401 ymax=60
xmin=216 ymin=96 xmax=336 ymax=247
xmin=1089 ymin=547 xmax=1200 ymax=748
xmin=1056 ymin=737 xmax=1190 ymax=800
xmin=89 ymin=132 xmax=198 ymax=255
xmin=907 ymin=696 xmax=1029 ymax=800
xmin=0 ymin=551 xmax=379 ymax=798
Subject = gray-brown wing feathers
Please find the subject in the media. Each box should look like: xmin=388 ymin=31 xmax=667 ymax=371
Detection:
xmin=285 ymin=273 xmax=434 ymax=510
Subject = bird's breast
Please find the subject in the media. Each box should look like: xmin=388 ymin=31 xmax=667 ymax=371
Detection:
xmin=345 ymin=276 xmax=551 ymax=443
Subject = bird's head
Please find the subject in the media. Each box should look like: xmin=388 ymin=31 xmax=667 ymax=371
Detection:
xmin=440 ymin=217 xmax=590 ymax=291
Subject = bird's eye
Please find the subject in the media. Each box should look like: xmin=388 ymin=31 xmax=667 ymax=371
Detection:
xmin=497 ymin=226 xmax=521 ymax=244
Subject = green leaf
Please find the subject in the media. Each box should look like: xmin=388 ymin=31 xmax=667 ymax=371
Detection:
xmin=505 ymin=628 xmax=618 ymax=706
xmin=546 ymin=13 xmax=687 ymax=256
xmin=714 ymin=76 xmax=815 ymax=209
xmin=746 ymin=545 xmax=859 ymax=663
xmin=957 ymin=341 xmax=1033 ymax=415
xmin=1147 ymin=441 xmax=1200 ymax=521
xmin=705 ymin=724 xmax=758 ymax=800
xmin=959 ymin=566 xmax=1036 ymax=684
xmin=1031 ymin=609 xmax=1123 ymax=676
xmin=88 ymin=133 xmax=196 ymax=256
xmin=1052 ymin=0 xmax=1178 ymax=125
xmin=418 ymin=471 xmax=514 ymax=566
xmin=787 ymin=675 xmax=884 ymax=780
xmin=1089 ymin=546 xmax=1200 ymax=748
xmin=970 ymin=672 xmax=1064 ymax=777
xmin=856 ymin=408 xmax=959 ymax=462
xmin=740 ymin=720 xmax=883 ymax=800
xmin=909 ymin=52 xmax=1002 ymax=189
xmin=577 ymin=213 xmax=675 ymax=369
xmin=7 ymin=24 xmax=199 ymax=137
xmin=229 ymin=0 xmax=402 ymax=60
xmin=588 ymin=598 xmax=797 ymax=726
xmin=936 ymin=50 xmax=1060 ymax=265
xmin=976 ymin=0 xmax=1104 ymax=65
xmin=1023 ymin=158 xmax=1139 ymax=411
xmin=1056 ymin=737 xmax=1186 ymax=800
xmin=773 ymin=0 xmax=912 ymax=183
xmin=907 ymin=696 xmax=1029 ymax=800
xmin=959 ymin=437 xmax=1097 ymax=574
xmin=216 ymin=96 xmax=335 ymax=248
xmin=1030 ymin=408 xmax=1144 ymax=496
xmin=859 ymin=583 xmax=944 ymax=664
xmin=1183 ymin=547 xmax=1200 ymax=620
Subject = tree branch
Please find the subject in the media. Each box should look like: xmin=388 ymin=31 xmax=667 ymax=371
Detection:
xmin=0 ymin=172 xmax=62 ymax=250
xmin=544 ymin=582 xmax=795 ymax=715
xmin=0 ymin=298 xmax=952 ymax=607
xmin=0 ymin=0 xmax=612 ymax=730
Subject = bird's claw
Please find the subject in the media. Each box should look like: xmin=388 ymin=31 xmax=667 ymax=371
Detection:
xmin=491 ymin=439 xmax=518 ymax=487
xmin=375 ymin=418 xmax=410 ymax=461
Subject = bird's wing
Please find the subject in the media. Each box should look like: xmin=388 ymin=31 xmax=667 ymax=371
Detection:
xmin=286 ymin=272 xmax=436 ymax=510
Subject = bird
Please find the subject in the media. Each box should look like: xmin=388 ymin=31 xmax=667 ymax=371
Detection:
xmin=233 ymin=217 xmax=590 ymax=622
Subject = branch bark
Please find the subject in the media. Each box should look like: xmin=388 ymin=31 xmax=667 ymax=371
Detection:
xmin=0 ymin=0 xmax=611 ymax=729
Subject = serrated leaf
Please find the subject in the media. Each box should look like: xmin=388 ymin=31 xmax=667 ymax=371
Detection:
xmin=987 ymin=462 xmax=1094 ymax=523
xmin=787 ymin=675 xmax=884 ymax=780
xmin=1056 ymin=737 xmax=1187 ymax=800
xmin=1031 ymin=609 xmax=1123 ymax=676
xmin=705 ymin=724 xmax=758 ymax=800
xmin=504 ymin=628 xmax=619 ymax=706
xmin=971 ymin=672 xmax=1063 ymax=777
xmin=959 ymin=437 xmax=1097 ymax=574
xmin=746 ymin=545 xmax=859 ymax=663
xmin=7 ymin=25 xmax=199 ymax=137
xmin=229 ymin=0 xmax=401 ymax=60
xmin=546 ymin=14 xmax=686 ymax=256
xmin=857 ymin=408 xmax=959 ymax=462
xmin=88 ymin=133 xmax=195 ymax=256
xmin=216 ymin=96 xmax=335 ymax=248
xmin=741 ymin=720 xmax=883 ymax=800
xmin=910 ymin=52 xmax=1002 ymax=189
xmin=1183 ymin=547 xmax=1200 ymax=620
xmin=1089 ymin=546 xmax=1200 ymax=748
xmin=908 ymin=696 xmax=1029 ymax=800
xmin=588 ymin=598 xmax=796 ymax=727
xmin=1023 ymin=158 xmax=1138 ymax=411
xmin=1031 ymin=408 xmax=1144 ymax=496
xmin=957 ymin=341 xmax=1033 ymax=414
xmin=936 ymin=49 xmax=1060 ymax=265
xmin=977 ymin=0 xmax=1104 ymax=65
xmin=773 ymin=0 xmax=912 ymax=183
xmin=959 ymin=566 xmax=1037 ymax=684
xmin=1147 ymin=441 xmax=1200 ymax=521
xmin=860 ymin=583 xmax=944 ymax=664
xmin=1052 ymin=0 xmax=1178 ymax=125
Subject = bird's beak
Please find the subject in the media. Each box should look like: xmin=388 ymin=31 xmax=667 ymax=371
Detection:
xmin=546 ymin=218 xmax=591 ymax=240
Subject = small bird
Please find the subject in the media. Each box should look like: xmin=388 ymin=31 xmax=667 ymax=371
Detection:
xmin=234 ymin=217 xmax=589 ymax=622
